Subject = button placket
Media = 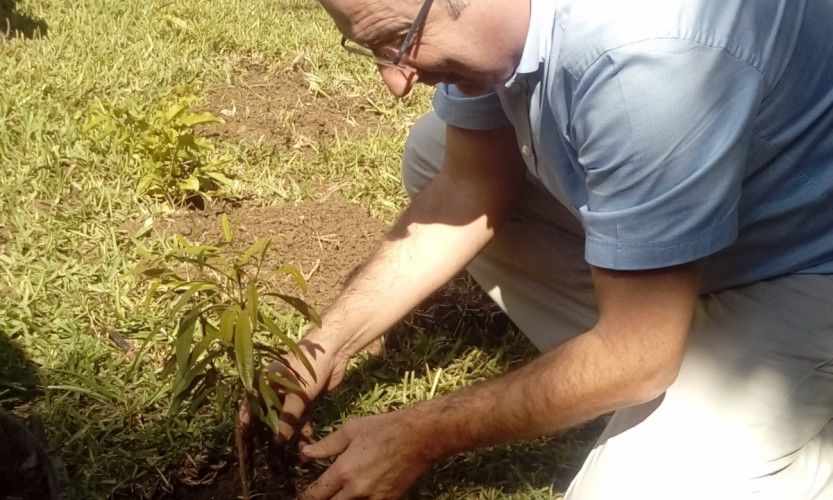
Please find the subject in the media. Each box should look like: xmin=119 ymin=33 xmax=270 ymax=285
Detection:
xmin=521 ymin=76 xmax=540 ymax=176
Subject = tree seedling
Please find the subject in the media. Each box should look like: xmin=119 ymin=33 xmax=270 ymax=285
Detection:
xmin=138 ymin=214 xmax=319 ymax=497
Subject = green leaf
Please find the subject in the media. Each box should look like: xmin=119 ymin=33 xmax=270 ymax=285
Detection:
xmin=168 ymin=282 xmax=215 ymax=324
xmin=218 ymin=306 xmax=237 ymax=343
xmin=164 ymin=101 xmax=189 ymax=122
xmin=206 ymin=171 xmax=234 ymax=187
xmin=258 ymin=375 xmax=282 ymax=434
xmin=187 ymin=369 xmax=218 ymax=413
xmin=276 ymin=264 xmax=308 ymax=294
xmin=253 ymin=341 xmax=289 ymax=361
xmin=174 ymin=312 xmax=198 ymax=385
xmin=238 ymin=237 xmax=271 ymax=266
xmin=269 ymin=293 xmax=322 ymax=328
xmin=179 ymin=111 xmax=224 ymax=127
xmin=160 ymin=355 xmax=177 ymax=377
xmin=141 ymin=281 xmax=162 ymax=311
xmin=246 ymin=282 xmax=259 ymax=325
xmin=179 ymin=176 xmax=200 ymax=192
xmin=170 ymin=355 xmax=215 ymax=413
xmin=138 ymin=174 xmax=160 ymax=194
xmin=259 ymin=310 xmax=317 ymax=383
xmin=234 ymin=309 xmax=254 ymax=392
xmin=264 ymin=370 xmax=303 ymax=393
xmin=206 ymin=255 xmax=232 ymax=275
xmin=175 ymin=244 xmax=218 ymax=256
xmin=190 ymin=321 xmax=220 ymax=363
xmin=82 ymin=114 xmax=107 ymax=133
xmin=220 ymin=213 xmax=232 ymax=243
xmin=132 ymin=216 xmax=155 ymax=239
xmin=137 ymin=266 xmax=171 ymax=278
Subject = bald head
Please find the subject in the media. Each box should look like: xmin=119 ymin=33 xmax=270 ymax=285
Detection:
xmin=318 ymin=0 xmax=469 ymax=46
xmin=317 ymin=0 xmax=412 ymax=46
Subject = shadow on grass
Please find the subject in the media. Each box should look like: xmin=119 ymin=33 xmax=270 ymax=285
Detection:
xmin=307 ymin=273 xmax=603 ymax=497
xmin=1 ymin=0 xmax=49 ymax=40
xmin=0 ymin=330 xmax=41 ymax=408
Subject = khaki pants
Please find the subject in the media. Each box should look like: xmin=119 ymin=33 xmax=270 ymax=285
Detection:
xmin=403 ymin=112 xmax=833 ymax=499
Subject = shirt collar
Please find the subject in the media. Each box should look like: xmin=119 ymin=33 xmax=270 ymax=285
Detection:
xmin=504 ymin=0 xmax=559 ymax=87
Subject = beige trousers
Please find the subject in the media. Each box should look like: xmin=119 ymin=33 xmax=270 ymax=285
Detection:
xmin=403 ymin=112 xmax=833 ymax=499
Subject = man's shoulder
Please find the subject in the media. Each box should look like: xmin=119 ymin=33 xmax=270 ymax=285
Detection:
xmin=554 ymin=0 xmax=792 ymax=79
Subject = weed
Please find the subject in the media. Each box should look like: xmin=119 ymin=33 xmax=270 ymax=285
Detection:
xmin=84 ymin=97 xmax=234 ymax=205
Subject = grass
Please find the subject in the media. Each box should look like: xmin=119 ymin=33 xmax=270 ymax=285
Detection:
xmin=0 ymin=0 xmax=597 ymax=497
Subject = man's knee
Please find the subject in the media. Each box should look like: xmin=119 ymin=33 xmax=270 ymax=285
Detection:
xmin=402 ymin=112 xmax=446 ymax=199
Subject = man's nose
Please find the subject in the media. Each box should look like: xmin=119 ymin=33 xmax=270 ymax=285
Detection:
xmin=377 ymin=65 xmax=417 ymax=97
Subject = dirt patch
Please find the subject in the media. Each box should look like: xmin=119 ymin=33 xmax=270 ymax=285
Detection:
xmin=167 ymin=444 xmax=298 ymax=500
xmin=199 ymin=65 xmax=384 ymax=150
xmin=157 ymin=195 xmax=386 ymax=309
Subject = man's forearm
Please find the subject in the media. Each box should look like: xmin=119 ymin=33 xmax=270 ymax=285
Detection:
xmin=308 ymin=125 xmax=526 ymax=359
xmin=312 ymin=184 xmax=499 ymax=357
xmin=406 ymin=265 xmax=701 ymax=461
xmin=405 ymin=330 xmax=660 ymax=460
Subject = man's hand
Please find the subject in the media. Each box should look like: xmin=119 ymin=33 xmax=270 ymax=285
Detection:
xmin=267 ymin=333 xmax=350 ymax=444
xmin=299 ymin=411 xmax=433 ymax=500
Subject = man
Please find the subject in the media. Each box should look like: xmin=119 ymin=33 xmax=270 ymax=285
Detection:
xmin=271 ymin=0 xmax=833 ymax=498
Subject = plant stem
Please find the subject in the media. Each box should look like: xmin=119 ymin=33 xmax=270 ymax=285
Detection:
xmin=235 ymin=400 xmax=253 ymax=500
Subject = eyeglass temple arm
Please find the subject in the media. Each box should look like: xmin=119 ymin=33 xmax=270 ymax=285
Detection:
xmin=394 ymin=0 xmax=435 ymax=63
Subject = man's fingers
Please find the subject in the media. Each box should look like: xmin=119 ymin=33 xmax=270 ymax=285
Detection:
xmin=295 ymin=417 xmax=316 ymax=464
xmin=301 ymin=427 xmax=351 ymax=460
xmin=299 ymin=474 xmax=342 ymax=500
xmin=301 ymin=419 xmax=314 ymax=441
xmin=275 ymin=391 xmax=308 ymax=443
xmin=330 ymin=490 xmax=354 ymax=500
xmin=267 ymin=357 xmax=319 ymax=443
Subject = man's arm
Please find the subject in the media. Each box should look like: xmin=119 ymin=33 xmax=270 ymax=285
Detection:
xmin=415 ymin=264 xmax=701 ymax=451
xmin=300 ymin=264 xmax=701 ymax=499
xmin=315 ymin=122 xmax=526 ymax=358
xmin=274 ymin=123 xmax=527 ymax=439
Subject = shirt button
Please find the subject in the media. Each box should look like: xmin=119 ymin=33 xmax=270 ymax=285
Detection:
xmin=521 ymin=144 xmax=532 ymax=156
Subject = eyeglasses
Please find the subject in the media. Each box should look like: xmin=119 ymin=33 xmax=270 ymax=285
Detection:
xmin=341 ymin=0 xmax=435 ymax=74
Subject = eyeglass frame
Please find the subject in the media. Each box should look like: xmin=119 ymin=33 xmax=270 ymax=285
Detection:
xmin=340 ymin=0 xmax=435 ymax=73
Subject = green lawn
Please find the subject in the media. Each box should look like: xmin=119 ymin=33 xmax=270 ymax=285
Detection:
xmin=0 ymin=1 xmax=595 ymax=497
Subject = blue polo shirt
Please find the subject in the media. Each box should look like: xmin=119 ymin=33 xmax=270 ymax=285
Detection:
xmin=434 ymin=0 xmax=833 ymax=292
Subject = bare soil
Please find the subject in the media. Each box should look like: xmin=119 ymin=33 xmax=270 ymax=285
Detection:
xmin=158 ymin=194 xmax=385 ymax=309
xmin=167 ymin=443 xmax=298 ymax=500
xmin=198 ymin=65 xmax=385 ymax=151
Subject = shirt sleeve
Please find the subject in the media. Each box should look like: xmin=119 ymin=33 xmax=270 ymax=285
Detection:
xmin=432 ymin=83 xmax=511 ymax=130
xmin=570 ymin=38 xmax=764 ymax=270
